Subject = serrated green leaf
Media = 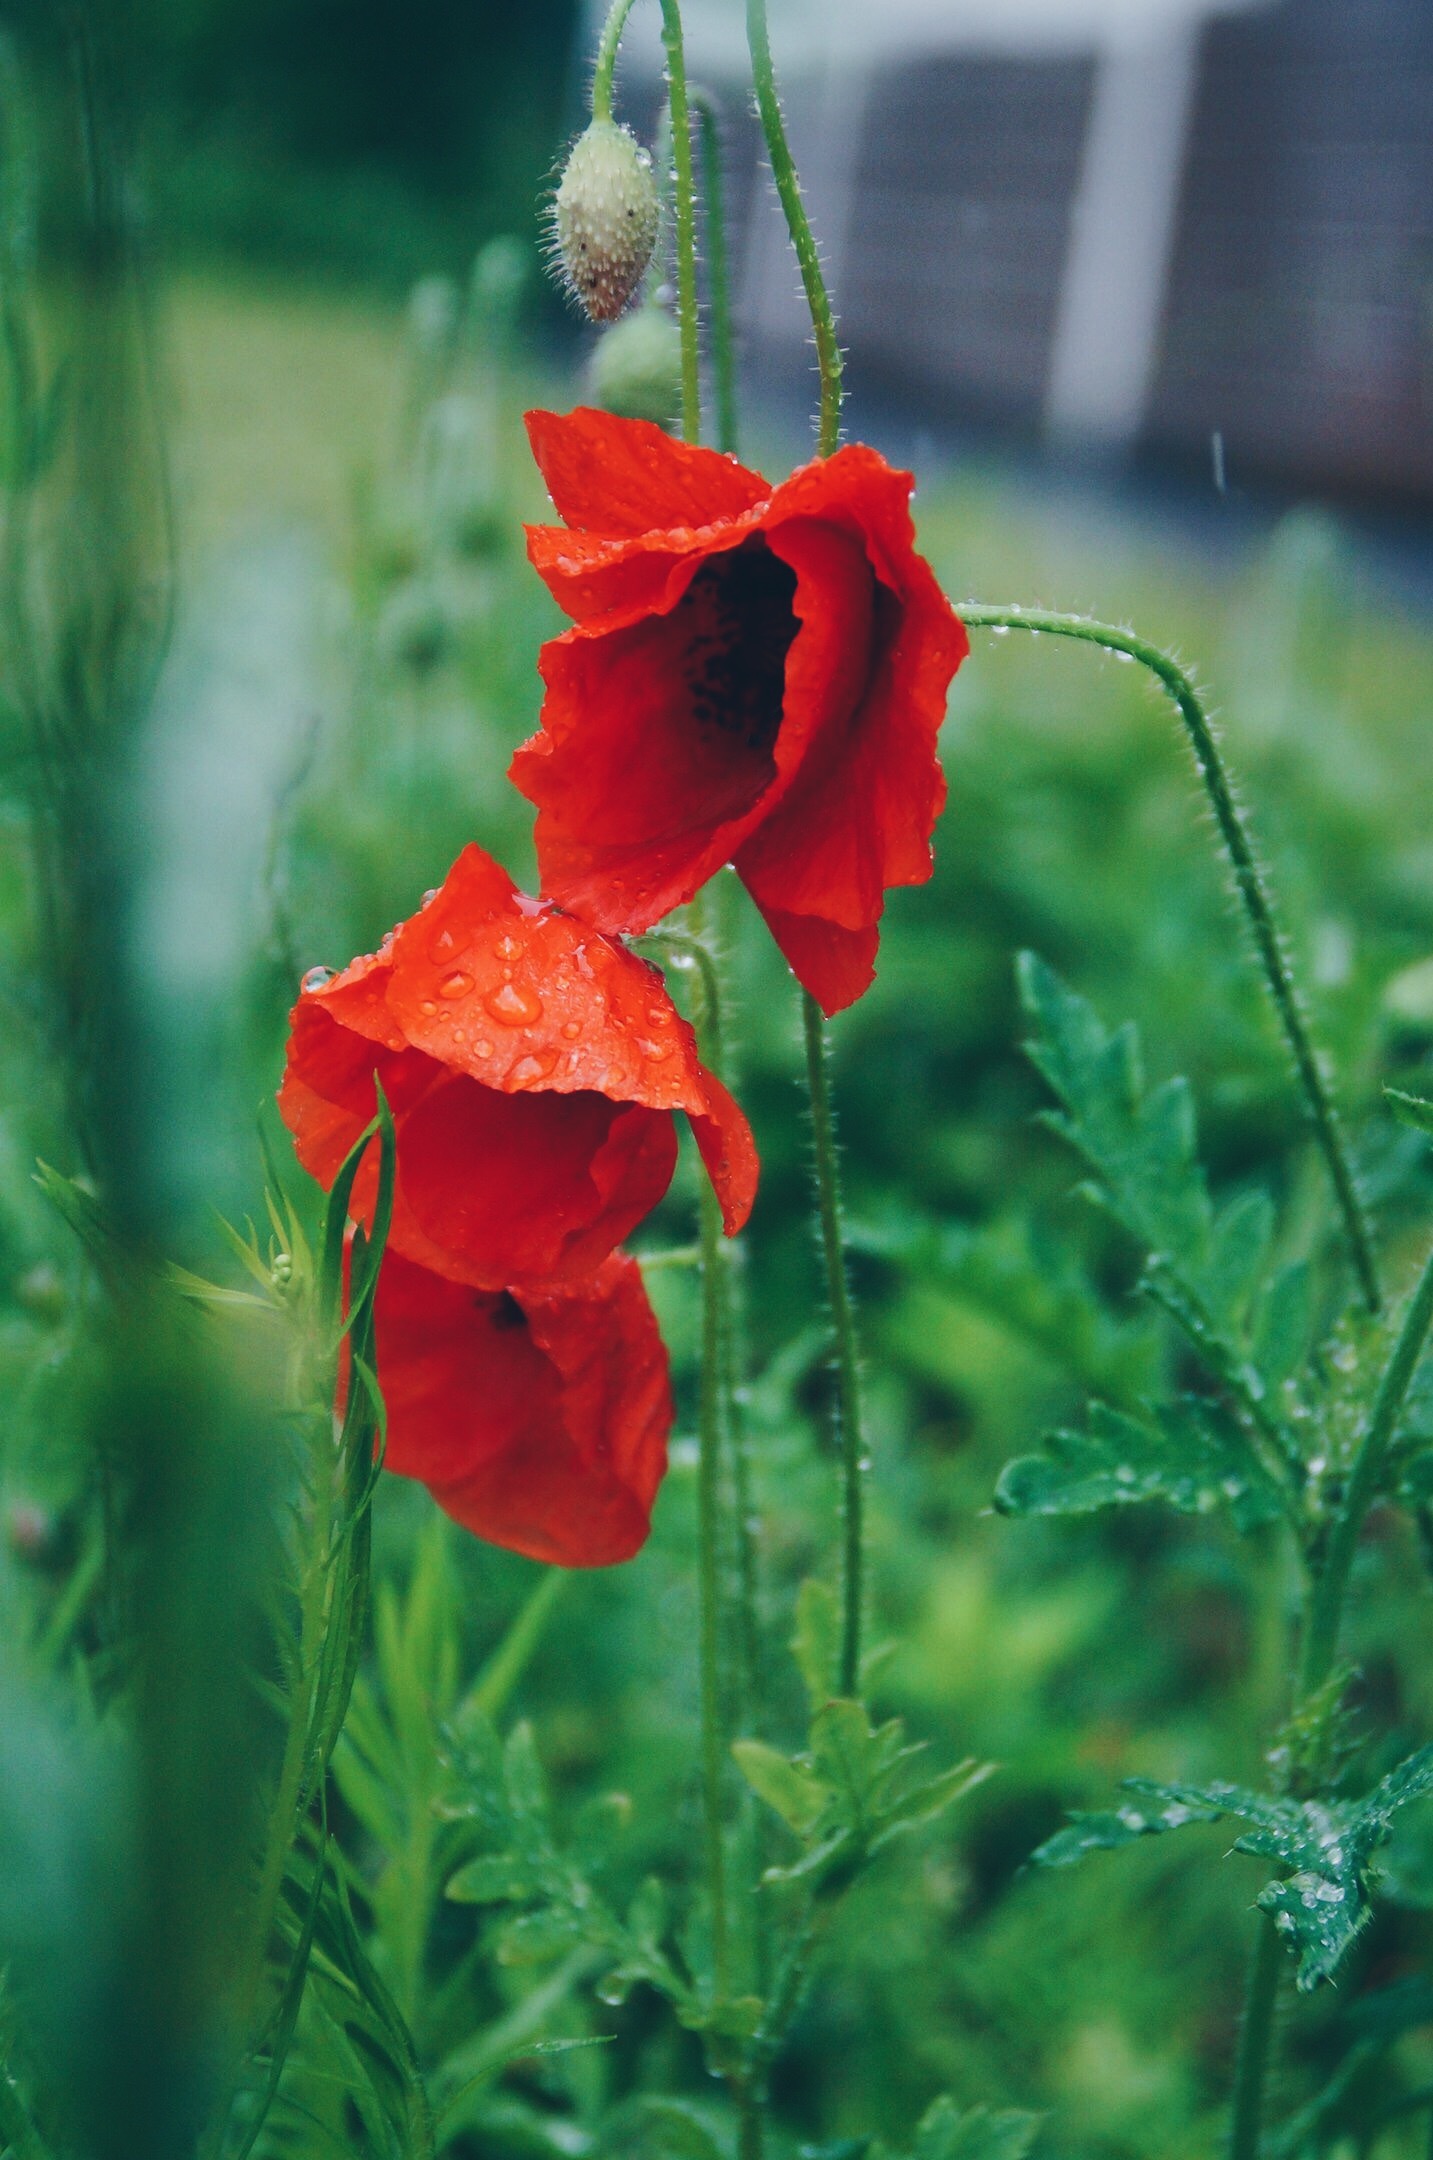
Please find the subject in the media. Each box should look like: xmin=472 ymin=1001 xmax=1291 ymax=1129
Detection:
xmin=792 ymin=1576 xmax=840 ymax=1707
xmin=874 ymin=2096 xmax=1042 ymax=2160
xmin=869 ymin=1759 xmax=993 ymax=1851
xmin=733 ymin=1738 xmax=831 ymax=1835
xmin=502 ymin=1721 xmax=550 ymax=1824
xmin=445 ymin=1852 xmax=541 ymax=1905
xmin=1033 ymin=1792 xmax=1223 ymax=1869
xmin=995 ymin=1397 xmax=1283 ymax=1531
xmin=635 ymin=2096 xmax=728 ymax=2160
xmin=1251 ymin=1259 xmax=1314 ymax=1390
xmin=1387 ymin=1088 xmax=1433 ymax=1136
xmin=497 ymin=1906 xmax=590 ymax=1965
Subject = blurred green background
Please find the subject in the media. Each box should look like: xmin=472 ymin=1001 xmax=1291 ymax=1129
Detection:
xmin=2 ymin=4 xmax=1433 ymax=2157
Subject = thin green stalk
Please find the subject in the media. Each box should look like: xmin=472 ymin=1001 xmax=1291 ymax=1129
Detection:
xmin=657 ymin=0 xmax=701 ymax=446
xmin=1228 ymin=1913 xmax=1284 ymax=2160
xmin=691 ymin=88 xmax=737 ymax=456
xmin=1300 ymin=1236 xmax=1433 ymax=1697
xmin=960 ymin=604 xmax=1380 ymax=1316
xmin=802 ymin=990 xmax=866 ymax=1697
xmin=590 ymin=0 xmax=641 ymax=122
xmin=587 ymin=0 xmax=699 ymax=442
xmin=697 ymin=1159 xmax=731 ymax=1999
xmin=745 ymin=0 xmax=843 ymax=455
xmin=1227 ymin=1241 xmax=1433 ymax=2153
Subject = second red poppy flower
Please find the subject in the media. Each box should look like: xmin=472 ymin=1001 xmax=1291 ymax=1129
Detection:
xmin=279 ymin=843 xmax=757 ymax=1291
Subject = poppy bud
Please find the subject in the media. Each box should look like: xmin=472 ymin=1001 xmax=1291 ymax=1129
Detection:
xmin=550 ymin=119 xmax=659 ymax=323
xmin=588 ymin=300 xmax=682 ymax=426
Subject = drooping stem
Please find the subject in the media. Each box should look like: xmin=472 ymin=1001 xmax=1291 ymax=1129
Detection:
xmin=691 ymin=88 xmax=738 ymax=457
xmin=588 ymin=0 xmax=700 ymax=444
xmin=802 ymin=990 xmax=866 ymax=1697
xmin=590 ymin=0 xmax=641 ymax=123
xmin=657 ymin=0 xmax=702 ymax=446
xmin=1227 ymin=1913 xmax=1284 ymax=2160
xmin=1300 ymin=1236 xmax=1433 ymax=1698
xmin=960 ymin=604 xmax=1381 ymax=1316
xmin=745 ymin=0 xmax=843 ymax=455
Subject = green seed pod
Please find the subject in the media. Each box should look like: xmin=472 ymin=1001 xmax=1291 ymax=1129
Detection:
xmin=588 ymin=301 xmax=682 ymax=426
xmin=550 ymin=118 xmax=660 ymax=323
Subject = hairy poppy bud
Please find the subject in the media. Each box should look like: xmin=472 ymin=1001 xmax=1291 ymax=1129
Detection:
xmin=550 ymin=119 xmax=659 ymax=323
xmin=588 ymin=300 xmax=682 ymax=426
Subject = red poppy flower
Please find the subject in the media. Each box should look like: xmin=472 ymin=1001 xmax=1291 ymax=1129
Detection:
xmin=279 ymin=844 xmax=756 ymax=1290
xmin=370 ymin=1245 xmax=672 ymax=1566
xmin=509 ymin=407 xmax=969 ymax=1015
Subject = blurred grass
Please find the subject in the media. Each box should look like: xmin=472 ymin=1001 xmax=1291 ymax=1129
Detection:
xmin=6 ymin=263 xmax=1433 ymax=2155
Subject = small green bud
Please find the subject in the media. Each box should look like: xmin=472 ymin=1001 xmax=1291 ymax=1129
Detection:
xmin=588 ymin=301 xmax=682 ymax=427
xmin=550 ymin=118 xmax=659 ymax=323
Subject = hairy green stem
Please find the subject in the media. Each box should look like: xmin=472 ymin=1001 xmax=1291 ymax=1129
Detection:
xmin=745 ymin=0 xmax=843 ymax=455
xmin=588 ymin=0 xmax=699 ymax=442
xmin=1228 ymin=1914 xmax=1284 ymax=2160
xmin=1301 ymin=1236 xmax=1433 ymax=1697
xmin=961 ymin=604 xmax=1380 ymax=1316
xmin=657 ymin=0 xmax=702 ymax=446
xmin=691 ymin=88 xmax=737 ymax=457
xmin=697 ymin=1139 xmax=731 ymax=1997
xmin=802 ymin=990 xmax=866 ymax=1697
xmin=590 ymin=0 xmax=641 ymax=122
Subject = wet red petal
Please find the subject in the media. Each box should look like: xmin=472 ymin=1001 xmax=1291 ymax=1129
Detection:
xmin=373 ymin=1246 xmax=672 ymax=1566
xmin=526 ymin=406 xmax=767 ymax=537
xmin=278 ymin=844 xmax=759 ymax=1281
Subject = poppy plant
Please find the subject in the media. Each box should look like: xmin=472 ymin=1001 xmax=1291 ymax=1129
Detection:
xmin=368 ymin=1244 xmax=673 ymax=1566
xmin=509 ymin=407 xmax=969 ymax=1014
xmin=279 ymin=843 xmax=756 ymax=1291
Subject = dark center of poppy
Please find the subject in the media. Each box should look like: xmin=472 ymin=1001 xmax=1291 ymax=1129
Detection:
xmin=679 ymin=540 xmax=799 ymax=756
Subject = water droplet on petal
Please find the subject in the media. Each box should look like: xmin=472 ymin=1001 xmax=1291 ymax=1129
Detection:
xmin=474 ymin=1040 xmax=493 ymax=1058
xmin=301 ymin=966 xmax=334 ymax=993
xmin=430 ymin=926 xmax=458 ymax=961
xmin=510 ymin=1052 xmax=555 ymax=1088
xmin=496 ymin=933 xmax=523 ymax=961
xmin=647 ymin=1007 xmax=670 ymax=1027
xmin=440 ymin=970 xmax=473 ymax=999
xmin=561 ymin=1020 xmax=581 ymax=1040
xmin=484 ymin=980 xmax=543 ymax=1026
xmin=642 ymin=1038 xmax=674 ymax=1063
xmin=419 ymin=999 xmax=437 ymax=1016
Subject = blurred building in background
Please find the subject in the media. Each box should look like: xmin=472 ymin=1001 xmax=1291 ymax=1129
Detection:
xmin=611 ymin=0 xmax=1433 ymax=500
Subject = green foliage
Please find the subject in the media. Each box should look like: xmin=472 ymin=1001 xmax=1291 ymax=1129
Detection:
xmin=873 ymin=2096 xmax=1043 ymax=2160
xmin=734 ymin=1701 xmax=990 ymax=1897
xmin=996 ymin=1396 xmax=1284 ymax=1530
xmin=1035 ymin=1748 xmax=1433 ymax=1993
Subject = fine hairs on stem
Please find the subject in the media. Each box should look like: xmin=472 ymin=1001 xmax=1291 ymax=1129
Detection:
xmin=960 ymin=604 xmax=1381 ymax=1316
xmin=745 ymin=0 xmax=870 ymax=1701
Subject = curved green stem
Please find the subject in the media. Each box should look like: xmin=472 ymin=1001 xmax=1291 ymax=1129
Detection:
xmin=745 ymin=0 xmax=843 ymax=455
xmin=691 ymin=88 xmax=737 ymax=457
xmin=961 ymin=604 xmax=1381 ymax=1316
xmin=590 ymin=0 xmax=641 ymax=123
xmin=588 ymin=0 xmax=700 ymax=445
xmin=802 ymin=990 xmax=866 ymax=1697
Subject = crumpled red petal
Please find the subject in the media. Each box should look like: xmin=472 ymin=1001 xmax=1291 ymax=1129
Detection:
xmin=372 ymin=1245 xmax=673 ymax=1566
xmin=277 ymin=844 xmax=757 ymax=1287
xmin=512 ymin=413 xmax=969 ymax=1014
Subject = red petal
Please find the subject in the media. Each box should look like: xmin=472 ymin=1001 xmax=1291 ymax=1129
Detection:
xmin=688 ymin=1068 xmax=759 ymax=1235
xmin=374 ymin=1247 xmax=672 ymax=1566
xmin=747 ymin=901 xmax=880 ymax=1017
xmin=510 ymin=547 xmax=790 ymax=933
xmin=526 ymin=407 xmax=767 ymax=537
